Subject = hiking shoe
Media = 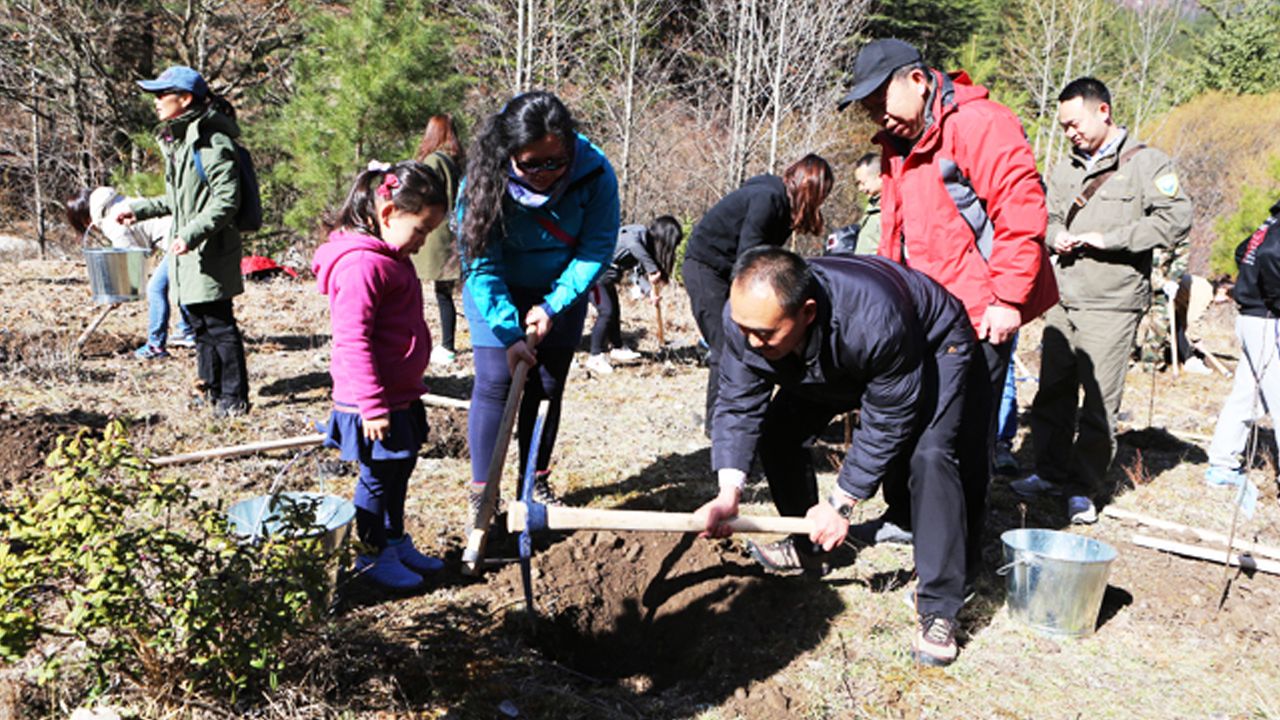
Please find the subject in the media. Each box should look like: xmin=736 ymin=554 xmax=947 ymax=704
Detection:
xmin=584 ymin=353 xmax=614 ymax=375
xmin=912 ymin=614 xmax=958 ymax=666
xmin=1010 ymin=473 xmax=1059 ymax=499
xmin=1183 ymin=357 xmax=1212 ymax=375
xmin=213 ymin=398 xmax=250 ymax=419
xmin=430 ymin=346 xmax=456 ymax=366
xmin=1067 ymin=495 xmax=1097 ymax=525
xmin=170 ymin=335 xmax=196 ymax=348
xmin=746 ymin=537 xmax=828 ymax=576
xmin=355 ymin=547 xmax=425 ymax=591
xmin=134 ymin=343 xmax=169 ymax=360
xmin=1205 ymin=466 xmax=1246 ymax=488
xmin=389 ymin=534 xmax=444 ymax=574
xmin=609 ymin=348 xmax=642 ymax=362
xmin=529 ymin=471 xmax=562 ymax=507
xmin=993 ymin=441 xmax=1020 ymax=476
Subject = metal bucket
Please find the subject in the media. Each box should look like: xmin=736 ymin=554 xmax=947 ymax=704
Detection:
xmin=999 ymin=528 xmax=1118 ymax=638
xmin=227 ymin=492 xmax=356 ymax=605
xmin=83 ymin=247 xmax=149 ymax=303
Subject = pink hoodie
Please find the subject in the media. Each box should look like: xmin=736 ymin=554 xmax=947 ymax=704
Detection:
xmin=312 ymin=230 xmax=431 ymax=418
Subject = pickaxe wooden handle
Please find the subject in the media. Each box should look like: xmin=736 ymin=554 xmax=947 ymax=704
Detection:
xmin=507 ymin=501 xmax=815 ymax=535
xmin=462 ymin=328 xmax=538 ymax=576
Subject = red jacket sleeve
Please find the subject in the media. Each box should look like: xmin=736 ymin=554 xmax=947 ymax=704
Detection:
xmin=951 ymin=103 xmax=1048 ymax=309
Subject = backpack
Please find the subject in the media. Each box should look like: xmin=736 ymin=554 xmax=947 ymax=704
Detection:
xmin=192 ymin=140 xmax=263 ymax=232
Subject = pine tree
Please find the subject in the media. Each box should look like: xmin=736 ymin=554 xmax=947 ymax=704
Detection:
xmin=264 ymin=0 xmax=470 ymax=234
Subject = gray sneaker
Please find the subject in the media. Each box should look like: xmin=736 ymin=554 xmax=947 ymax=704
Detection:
xmin=1009 ymin=473 xmax=1059 ymax=499
xmin=1067 ymin=495 xmax=1097 ymax=525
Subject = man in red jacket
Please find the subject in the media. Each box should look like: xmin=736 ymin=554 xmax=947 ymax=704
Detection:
xmin=837 ymin=39 xmax=1058 ymax=548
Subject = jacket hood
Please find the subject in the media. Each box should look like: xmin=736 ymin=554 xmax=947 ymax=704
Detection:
xmin=312 ymin=230 xmax=400 ymax=294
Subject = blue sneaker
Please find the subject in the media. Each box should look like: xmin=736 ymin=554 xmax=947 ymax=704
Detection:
xmin=170 ymin=335 xmax=196 ymax=348
xmin=1205 ymin=466 xmax=1246 ymax=488
xmin=388 ymin=534 xmax=444 ymax=574
xmin=134 ymin=344 xmax=169 ymax=360
xmin=355 ymin=547 xmax=424 ymax=591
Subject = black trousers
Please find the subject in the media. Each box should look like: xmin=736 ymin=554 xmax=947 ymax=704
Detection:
xmin=682 ymin=258 xmax=730 ymax=435
xmin=184 ymin=298 xmax=249 ymax=405
xmin=759 ymin=339 xmax=989 ymax=619
xmin=588 ymin=280 xmax=622 ymax=355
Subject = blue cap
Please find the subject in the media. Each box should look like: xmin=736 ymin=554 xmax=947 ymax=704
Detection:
xmin=837 ymin=39 xmax=922 ymax=111
xmin=137 ymin=66 xmax=208 ymax=99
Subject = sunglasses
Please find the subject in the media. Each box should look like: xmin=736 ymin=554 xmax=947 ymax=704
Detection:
xmin=513 ymin=156 xmax=570 ymax=174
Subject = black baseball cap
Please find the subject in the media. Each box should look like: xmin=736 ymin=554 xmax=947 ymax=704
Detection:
xmin=837 ymin=39 xmax=923 ymax=111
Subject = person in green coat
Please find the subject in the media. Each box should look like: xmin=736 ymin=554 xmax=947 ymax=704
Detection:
xmin=413 ymin=114 xmax=464 ymax=366
xmin=117 ymin=66 xmax=250 ymax=417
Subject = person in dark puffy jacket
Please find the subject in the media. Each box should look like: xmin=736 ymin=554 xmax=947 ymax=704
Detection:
xmin=694 ymin=247 xmax=985 ymax=667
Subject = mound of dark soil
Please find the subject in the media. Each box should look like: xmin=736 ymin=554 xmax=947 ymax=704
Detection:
xmin=423 ymin=407 xmax=467 ymax=459
xmin=486 ymin=529 xmax=842 ymax=711
xmin=0 ymin=405 xmax=113 ymax=491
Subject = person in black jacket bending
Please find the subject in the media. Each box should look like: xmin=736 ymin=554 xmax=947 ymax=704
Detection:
xmin=682 ymin=155 xmax=833 ymax=435
xmin=694 ymin=247 xmax=986 ymax=667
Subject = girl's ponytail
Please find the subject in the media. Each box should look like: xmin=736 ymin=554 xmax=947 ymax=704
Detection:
xmin=329 ymin=160 xmax=447 ymax=237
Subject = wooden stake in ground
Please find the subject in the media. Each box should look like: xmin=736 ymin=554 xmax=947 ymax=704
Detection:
xmin=654 ymin=297 xmax=666 ymax=346
xmin=72 ymin=302 xmax=120 ymax=358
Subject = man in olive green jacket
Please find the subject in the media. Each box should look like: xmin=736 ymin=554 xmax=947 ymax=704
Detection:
xmin=1014 ymin=77 xmax=1192 ymax=523
xmin=118 ymin=66 xmax=250 ymax=417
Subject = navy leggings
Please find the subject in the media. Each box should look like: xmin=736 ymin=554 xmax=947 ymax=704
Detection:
xmin=354 ymin=457 xmax=414 ymax=549
xmin=468 ymin=345 xmax=575 ymax=492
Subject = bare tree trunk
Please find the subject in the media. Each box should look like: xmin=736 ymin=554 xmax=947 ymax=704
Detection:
xmin=29 ymin=4 xmax=46 ymax=257
xmin=618 ymin=0 xmax=640 ymax=216
xmin=766 ymin=0 xmax=789 ymax=174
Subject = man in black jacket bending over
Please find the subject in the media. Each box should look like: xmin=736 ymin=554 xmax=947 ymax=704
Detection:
xmin=694 ymin=247 xmax=986 ymax=666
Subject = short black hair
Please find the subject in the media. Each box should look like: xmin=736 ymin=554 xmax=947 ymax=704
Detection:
xmin=1059 ymin=77 xmax=1111 ymax=106
xmin=855 ymin=152 xmax=880 ymax=170
xmin=731 ymin=246 xmax=815 ymax=315
xmin=891 ymin=60 xmax=929 ymax=83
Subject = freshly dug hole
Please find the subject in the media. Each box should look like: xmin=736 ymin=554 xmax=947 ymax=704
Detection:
xmin=486 ymin=529 xmax=843 ymax=703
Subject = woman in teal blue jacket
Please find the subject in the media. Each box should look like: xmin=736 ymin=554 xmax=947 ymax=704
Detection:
xmin=458 ymin=91 xmax=619 ymax=511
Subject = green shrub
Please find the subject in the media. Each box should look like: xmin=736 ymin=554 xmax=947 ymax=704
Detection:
xmin=1210 ymin=156 xmax=1280 ymax=277
xmin=0 ymin=422 xmax=336 ymax=702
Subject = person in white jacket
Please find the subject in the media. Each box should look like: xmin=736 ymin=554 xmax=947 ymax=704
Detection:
xmin=67 ymin=186 xmax=193 ymax=358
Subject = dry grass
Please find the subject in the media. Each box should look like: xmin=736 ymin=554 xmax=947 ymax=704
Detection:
xmin=2 ymin=255 xmax=1280 ymax=718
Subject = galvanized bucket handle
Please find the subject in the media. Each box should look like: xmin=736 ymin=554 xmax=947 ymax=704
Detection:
xmin=996 ymin=552 xmax=1041 ymax=576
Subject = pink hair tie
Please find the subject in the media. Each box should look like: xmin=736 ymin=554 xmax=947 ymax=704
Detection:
xmin=376 ymin=173 xmax=400 ymax=200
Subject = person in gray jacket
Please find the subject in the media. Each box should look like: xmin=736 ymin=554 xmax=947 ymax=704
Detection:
xmin=1014 ymin=77 xmax=1192 ymax=522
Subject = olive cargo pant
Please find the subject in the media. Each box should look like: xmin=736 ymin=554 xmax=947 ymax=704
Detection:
xmin=1029 ymin=304 xmax=1143 ymax=498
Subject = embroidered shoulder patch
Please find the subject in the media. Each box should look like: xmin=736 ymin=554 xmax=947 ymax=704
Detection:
xmin=1155 ymin=173 xmax=1179 ymax=197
